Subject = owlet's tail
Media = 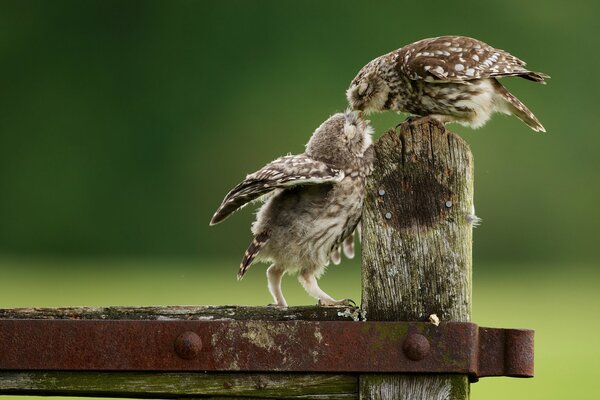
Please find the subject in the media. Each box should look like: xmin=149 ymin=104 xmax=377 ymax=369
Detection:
xmin=238 ymin=231 xmax=270 ymax=280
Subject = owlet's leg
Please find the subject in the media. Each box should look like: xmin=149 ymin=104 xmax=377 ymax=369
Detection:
xmin=266 ymin=264 xmax=287 ymax=307
xmin=298 ymin=270 xmax=355 ymax=307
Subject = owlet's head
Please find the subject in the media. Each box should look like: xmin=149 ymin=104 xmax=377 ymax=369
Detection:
xmin=306 ymin=111 xmax=373 ymax=168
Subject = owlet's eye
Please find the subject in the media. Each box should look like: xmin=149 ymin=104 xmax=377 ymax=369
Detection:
xmin=357 ymin=81 xmax=369 ymax=96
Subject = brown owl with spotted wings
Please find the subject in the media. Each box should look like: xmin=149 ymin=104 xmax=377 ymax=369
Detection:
xmin=347 ymin=35 xmax=548 ymax=131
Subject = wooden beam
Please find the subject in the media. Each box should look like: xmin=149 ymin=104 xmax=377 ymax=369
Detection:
xmin=0 ymin=371 xmax=356 ymax=399
xmin=360 ymin=118 xmax=474 ymax=399
xmin=0 ymin=305 xmax=362 ymax=321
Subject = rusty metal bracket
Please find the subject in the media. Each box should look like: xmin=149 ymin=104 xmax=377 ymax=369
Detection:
xmin=0 ymin=320 xmax=533 ymax=381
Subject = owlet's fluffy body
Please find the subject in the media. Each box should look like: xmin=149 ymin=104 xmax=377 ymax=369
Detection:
xmin=210 ymin=112 xmax=373 ymax=307
xmin=347 ymin=35 xmax=548 ymax=132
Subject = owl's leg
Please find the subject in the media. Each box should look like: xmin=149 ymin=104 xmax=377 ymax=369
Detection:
xmin=396 ymin=115 xmax=416 ymax=129
xmin=298 ymin=271 xmax=355 ymax=307
xmin=401 ymin=115 xmax=421 ymax=125
xmin=266 ymin=264 xmax=287 ymax=307
xmin=397 ymin=115 xmax=446 ymax=129
xmin=400 ymin=115 xmax=449 ymax=129
xmin=427 ymin=114 xmax=459 ymax=125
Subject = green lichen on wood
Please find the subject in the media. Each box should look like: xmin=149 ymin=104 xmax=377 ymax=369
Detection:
xmin=448 ymin=374 xmax=470 ymax=399
xmin=0 ymin=371 xmax=357 ymax=399
xmin=188 ymin=396 xmax=357 ymax=400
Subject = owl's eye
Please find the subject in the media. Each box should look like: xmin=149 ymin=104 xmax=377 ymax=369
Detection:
xmin=357 ymin=81 xmax=370 ymax=96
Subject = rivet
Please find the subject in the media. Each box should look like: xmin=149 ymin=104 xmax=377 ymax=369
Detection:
xmin=445 ymin=200 xmax=453 ymax=208
xmin=384 ymin=212 xmax=392 ymax=220
xmin=378 ymin=189 xmax=386 ymax=196
xmin=174 ymin=331 xmax=202 ymax=360
xmin=403 ymin=333 xmax=430 ymax=361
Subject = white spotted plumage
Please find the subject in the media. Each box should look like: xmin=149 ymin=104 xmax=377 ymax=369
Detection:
xmin=347 ymin=35 xmax=548 ymax=132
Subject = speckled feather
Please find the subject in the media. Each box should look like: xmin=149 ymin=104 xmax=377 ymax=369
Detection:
xmin=210 ymin=112 xmax=374 ymax=306
xmin=239 ymin=231 xmax=270 ymax=278
xmin=210 ymin=155 xmax=344 ymax=225
xmin=347 ymin=35 xmax=548 ymax=132
xmin=397 ymin=36 xmax=547 ymax=82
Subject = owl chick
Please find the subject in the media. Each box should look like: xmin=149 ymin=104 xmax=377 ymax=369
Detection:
xmin=210 ymin=111 xmax=373 ymax=307
xmin=347 ymin=35 xmax=548 ymax=132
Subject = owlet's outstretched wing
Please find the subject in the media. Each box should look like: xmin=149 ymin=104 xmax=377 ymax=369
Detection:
xmin=397 ymin=36 xmax=549 ymax=83
xmin=210 ymin=155 xmax=344 ymax=225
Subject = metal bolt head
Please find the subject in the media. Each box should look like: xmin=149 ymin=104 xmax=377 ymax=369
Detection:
xmin=174 ymin=331 xmax=202 ymax=360
xmin=378 ymin=189 xmax=386 ymax=196
xmin=403 ymin=333 xmax=430 ymax=361
xmin=384 ymin=212 xmax=392 ymax=220
xmin=445 ymin=200 xmax=453 ymax=208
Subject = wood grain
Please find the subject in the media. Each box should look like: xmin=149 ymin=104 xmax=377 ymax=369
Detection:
xmin=0 ymin=371 xmax=356 ymax=399
xmin=360 ymin=118 xmax=474 ymax=399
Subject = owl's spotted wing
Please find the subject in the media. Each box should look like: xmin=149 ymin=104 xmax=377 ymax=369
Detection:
xmin=397 ymin=35 xmax=548 ymax=83
xmin=210 ymin=155 xmax=343 ymax=225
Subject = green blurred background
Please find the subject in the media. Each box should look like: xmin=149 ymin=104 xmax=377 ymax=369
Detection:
xmin=0 ymin=0 xmax=598 ymax=399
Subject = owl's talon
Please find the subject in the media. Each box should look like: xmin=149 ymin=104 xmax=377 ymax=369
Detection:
xmin=342 ymin=298 xmax=357 ymax=307
xmin=318 ymin=298 xmax=356 ymax=307
xmin=396 ymin=116 xmax=424 ymax=130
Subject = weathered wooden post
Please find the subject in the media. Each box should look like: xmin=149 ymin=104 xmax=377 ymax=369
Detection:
xmin=361 ymin=118 xmax=474 ymax=399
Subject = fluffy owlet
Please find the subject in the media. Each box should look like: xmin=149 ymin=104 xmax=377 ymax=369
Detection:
xmin=210 ymin=111 xmax=374 ymax=307
xmin=347 ymin=35 xmax=548 ymax=132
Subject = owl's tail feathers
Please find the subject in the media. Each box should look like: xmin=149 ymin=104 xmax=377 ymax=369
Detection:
xmin=520 ymin=70 xmax=550 ymax=84
xmin=494 ymin=80 xmax=546 ymax=132
xmin=238 ymin=231 xmax=270 ymax=280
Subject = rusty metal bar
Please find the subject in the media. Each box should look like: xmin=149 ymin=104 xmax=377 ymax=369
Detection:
xmin=0 ymin=320 xmax=533 ymax=380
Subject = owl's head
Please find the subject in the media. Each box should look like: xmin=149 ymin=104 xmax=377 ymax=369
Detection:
xmin=306 ymin=111 xmax=373 ymax=167
xmin=346 ymin=63 xmax=390 ymax=113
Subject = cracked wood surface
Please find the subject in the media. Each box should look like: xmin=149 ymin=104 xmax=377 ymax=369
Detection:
xmin=360 ymin=119 xmax=474 ymax=399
